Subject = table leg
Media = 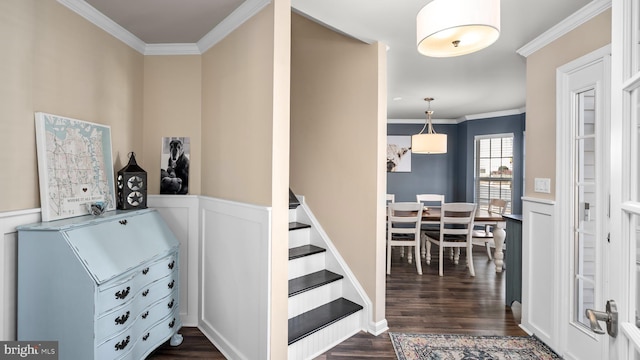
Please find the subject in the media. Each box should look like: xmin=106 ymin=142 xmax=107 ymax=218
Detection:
xmin=493 ymin=225 xmax=506 ymax=272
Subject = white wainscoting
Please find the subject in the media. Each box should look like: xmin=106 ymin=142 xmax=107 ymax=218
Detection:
xmin=0 ymin=209 xmax=41 ymax=340
xmin=149 ymin=195 xmax=199 ymax=326
xmin=198 ymin=196 xmax=271 ymax=360
xmin=521 ymin=197 xmax=558 ymax=352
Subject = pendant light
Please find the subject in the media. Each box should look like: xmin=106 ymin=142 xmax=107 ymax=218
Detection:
xmin=417 ymin=0 xmax=500 ymax=57
xmin=412 ymin=97 xmax=447 ymax=154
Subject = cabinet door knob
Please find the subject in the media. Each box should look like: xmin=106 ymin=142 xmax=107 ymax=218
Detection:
xmin=168 ymin=280 xmax=175 ymax=289
xmin=119 ymin=219 xmax=128 ymax=225
xmin=141 ymin=311 xmax=149 ymax=319
xmin=142 ymin=267 xmax=149 ymax=275
xmin=142 ymin=289 xmax=149 ymax=297
xmin=142 ymin=332 xmax=150 ymax=341
xmin=168 ymin=299 xmax=174 ymax=309
xmin=169 ymin=318 xmax=176 ymax=328
xmin=168 ymin=260 xmax=175 ymax=270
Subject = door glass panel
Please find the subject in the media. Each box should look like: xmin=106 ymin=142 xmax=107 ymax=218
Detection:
xmin=574 ymin=88 xmax=598 ymax=330
xmin=635 ymin=213 xmax=640 ymax=330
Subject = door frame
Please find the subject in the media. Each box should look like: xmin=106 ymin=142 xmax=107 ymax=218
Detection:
xmin=556 ymin=44 xmax=611 ymax=360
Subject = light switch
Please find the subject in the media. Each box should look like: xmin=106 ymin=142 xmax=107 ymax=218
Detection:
xmin=534 ymin=178 xmax=551 ymax=193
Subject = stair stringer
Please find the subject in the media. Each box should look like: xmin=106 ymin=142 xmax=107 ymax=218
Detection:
xmin=293 ymin=196 xmax=387 ymax=335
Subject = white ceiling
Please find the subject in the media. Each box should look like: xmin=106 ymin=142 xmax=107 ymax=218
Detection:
xmin=67 ymin=0 xmax=600 ymax=120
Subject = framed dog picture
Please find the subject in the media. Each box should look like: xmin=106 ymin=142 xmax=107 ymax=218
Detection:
xmin=160 ymin=137 xmax=190 ymax=194
xmin=387 ymin=135 xmax=412 ymax=172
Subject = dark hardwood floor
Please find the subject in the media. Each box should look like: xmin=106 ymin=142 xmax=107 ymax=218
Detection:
xmin=148 ymin=247 xmax=525 ymax=359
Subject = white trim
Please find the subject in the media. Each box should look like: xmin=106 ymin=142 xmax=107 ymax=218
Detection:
xmin=56 ymin=0 xmax=146 ymax=54
xmin=370 ymin=319 xmax=389 ymax=336
xmin=144 ymin=44 xmax=202 ymax=56
xmin=521 ymin=196 xmax=556 ymax=206
xmin=56 ymin=0 xmax=271 ymax=55
xmin=196 ymin=0 xmax=271 ymax=53
xmin=387 ymin=108 xmax=525 ymax=125
xmin=517 ymin=0 xmax=612 ymax=58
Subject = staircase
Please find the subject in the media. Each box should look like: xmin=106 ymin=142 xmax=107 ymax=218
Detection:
xmin=287 ymin=191 xmax=364 ymax=359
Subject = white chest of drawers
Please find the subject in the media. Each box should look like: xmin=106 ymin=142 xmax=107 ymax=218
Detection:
xmin=17 ymin=209 xmax=183 ymax=360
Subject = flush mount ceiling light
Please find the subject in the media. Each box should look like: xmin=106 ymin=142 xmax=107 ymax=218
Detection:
xmin=416 ymin=0 xmax=500 ymax=57
xmin=412 ymin=97 xmax=447 ymax=154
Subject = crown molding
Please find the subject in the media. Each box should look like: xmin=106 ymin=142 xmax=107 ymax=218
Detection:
xmin=57 ymin=0 xmax=271 ymax=56
xmin=57 ymin=0 xmax=146 ymax=54
xmin=197 ymin=0 xmax=271 ymax=53
xmin=388 ymin=107 xmax=525 ymax=125
xmin=517 ymin=0 xmax=611 ymax=58
xmin=144 ymin=44 xmax=201 ymax=56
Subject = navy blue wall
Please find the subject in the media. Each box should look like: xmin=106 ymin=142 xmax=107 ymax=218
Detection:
xmin=388 ymin=113 xmax=525 ymax=214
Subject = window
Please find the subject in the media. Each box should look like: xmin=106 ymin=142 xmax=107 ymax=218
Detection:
xmin=475 ymin=135 xmax=513 ymax=214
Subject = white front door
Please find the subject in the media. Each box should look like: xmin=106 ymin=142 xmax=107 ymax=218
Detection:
xmin=608 ymin=0 xmax=640 ymax=358
xmin=557 ymin=45 xmax=611 ymax=360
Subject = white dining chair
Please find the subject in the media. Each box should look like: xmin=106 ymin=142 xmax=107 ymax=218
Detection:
xmin=386 ymin=194 xmax=395 ymax=205
xmin=416 ymin=194 xmax=445 ymax=258
xmin=387 ymin=202 xmax=423 ymax=275
xmin=472 ymin=198 xmax=507 ymax=260
xmin=423 ymin=202 xmax=477 ymax=277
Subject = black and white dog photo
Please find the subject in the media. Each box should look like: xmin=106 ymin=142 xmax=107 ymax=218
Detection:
xmin=160 ymin=137 xmax=190 ymax=194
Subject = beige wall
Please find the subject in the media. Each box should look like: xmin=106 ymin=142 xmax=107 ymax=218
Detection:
xmin=290 ymin=13 xmax=387 ymax=322
xmin=201 ymin=8 xmax=275 ymax=206
xmin=201 ymin=2 xmax=290 ymax=358
xmin=0 ymin=0 xmax=144 ymax=212
xmin=143 ymin=56 xmax=202 ymax=195
xmin=525 ymin=9 xmax=611 ymax=199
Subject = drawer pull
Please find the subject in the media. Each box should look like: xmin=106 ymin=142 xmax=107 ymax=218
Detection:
xmin=114 ymin=336 xmax=130 ymax=351
xmin=115 ymin=287 xmax=130 ymax=300
xmin=143 ymin=332 xmax=150 ymax=341
xmin=168 ymin=299 xmax=174 ymax=309
xmin=142 ymin=289 xmax=149 ymax=297
xmin=168 ymin=260 xmax=175 ymax=270
xmin=142 ymin=267 xmax=149 ymax=275
xmin=169 ymin=318 xmax=176 ymax=328
xmin=168 ymin=280 xmax=175 ymax=289
xmin=119 ymin=220 xmax=128 ymax=225
xmin=114 ymin=311 xmax=130 ymax=325
xmin=141 ymin=311 xmax=149 ymax=319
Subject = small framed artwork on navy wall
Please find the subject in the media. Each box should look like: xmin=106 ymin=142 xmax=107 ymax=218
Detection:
xmin=387 ymin=135 xmax=412 ymax=172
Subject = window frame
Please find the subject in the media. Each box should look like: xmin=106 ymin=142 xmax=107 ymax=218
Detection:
xmin=474 ymin=133 xmax=514 ymax=214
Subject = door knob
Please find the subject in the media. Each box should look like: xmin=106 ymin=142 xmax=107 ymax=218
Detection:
xmin=585 ymin=300 xmax=618 ymax=338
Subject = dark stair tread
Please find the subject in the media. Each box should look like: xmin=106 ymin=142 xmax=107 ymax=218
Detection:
xmin=289 ymin=189 xmax=301 ymax=209
xmin=289 ymin=222 xmax=311 ymax=231
xmin=289 ymin=244 xmax=325 ymax=260
xmin=289 ymin=270 xmax=343 ymax=297
xmin=288 ymin=298 xmax=363 ymax=345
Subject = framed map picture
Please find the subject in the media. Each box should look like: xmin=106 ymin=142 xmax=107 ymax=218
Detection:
xmin=35 ymin=112 xmax=116 ymax=221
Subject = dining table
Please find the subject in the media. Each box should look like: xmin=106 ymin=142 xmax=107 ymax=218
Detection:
xmin=392 ymin=207 xmax=507 ymax=273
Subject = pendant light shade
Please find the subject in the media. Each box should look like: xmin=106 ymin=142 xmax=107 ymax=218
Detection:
xmin=417 ymin=0 xmax=500 ymax=57
xmin=411 ymin=98 xmax=447 ymax=154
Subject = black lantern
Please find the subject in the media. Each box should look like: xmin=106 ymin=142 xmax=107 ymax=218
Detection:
xmin=117 ymin=152 xmax=147 ymax=210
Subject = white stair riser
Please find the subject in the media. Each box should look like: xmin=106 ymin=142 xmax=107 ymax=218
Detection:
xmin=288 ymin=253 xmax=325 ymax=280
xmin=287 ymin=310 xmax=362 ymax=360
xmin=288 ymin=280 xmax=343 ymax=319
xmin=289 ymin=209 xmax=297 ymax=223
xmin=289 ymin=228 xmax=311 ymax=248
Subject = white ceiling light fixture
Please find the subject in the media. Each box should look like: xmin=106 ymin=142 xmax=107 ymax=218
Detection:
xmin=416 ymin=0 xmax=500 ymax=57
xmin=412 ymin=97 xmax=447 ymax=154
